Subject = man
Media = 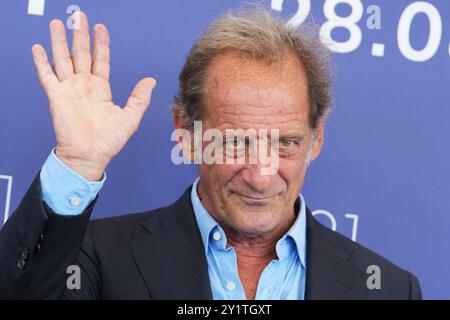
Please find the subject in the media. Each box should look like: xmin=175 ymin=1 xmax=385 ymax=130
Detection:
xmin=0 ymin=9 xmax=421 ymax=299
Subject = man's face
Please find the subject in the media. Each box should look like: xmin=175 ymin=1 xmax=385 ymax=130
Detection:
xmin=194 ymin=50 xmax=324 ymax=238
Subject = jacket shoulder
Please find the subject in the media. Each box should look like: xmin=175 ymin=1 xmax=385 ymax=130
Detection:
xmin=87 ymin=205 xmax=168 ymax=244
xmin=311 ymin=216 xmax=422 ymax=299
xmin=86 ymin=186 xmax=193 ymax=248
xmin=315 ymin=218 xmax=400 ymax=269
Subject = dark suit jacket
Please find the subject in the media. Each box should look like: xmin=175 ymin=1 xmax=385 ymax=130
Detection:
xmin=0 ymin=174 xmax=422 ymax=299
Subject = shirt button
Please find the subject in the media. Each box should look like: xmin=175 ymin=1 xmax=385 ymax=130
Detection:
xmin=17 ymin=258 xmax=26 ymax=270
xmin=226 ymin=281 xmax=236 ymax=291
xmin=70 ymin=197 xmax=81 ymax=207
xmin=213 ymin=232 xmax=221 ymax=241
xmin=21 ymin=248 xmax=29 ymax=260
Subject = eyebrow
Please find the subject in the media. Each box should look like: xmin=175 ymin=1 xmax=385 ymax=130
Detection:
xmin=221 ymin=130 xmax=258 ymax=140
xmin=218 ymin=130 xmax=306 ymax=142
xmin=279 ymin=134 xmax=305 ymax=141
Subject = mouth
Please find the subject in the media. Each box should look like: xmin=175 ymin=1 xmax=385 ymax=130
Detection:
xmin=234 ymin=193 xmax=275 ymax=205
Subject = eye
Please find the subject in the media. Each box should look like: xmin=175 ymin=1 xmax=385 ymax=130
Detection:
xmin=226 ymin=138 xmax=243 ymax=148
xmin=280 ymin=139 xmax=294 ymax=147
xmin=224 ymin=138 xmax=246 ymax=158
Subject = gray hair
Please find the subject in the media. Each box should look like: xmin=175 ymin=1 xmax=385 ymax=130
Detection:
xmin=172 ymin=7 xmax=333 ymax=131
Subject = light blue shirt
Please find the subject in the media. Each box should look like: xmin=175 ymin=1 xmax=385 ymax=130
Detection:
xmin=40 ymin=149 xmax=105 ymax=215
xmin=190 ymin=178 xmax=307 ymax=300
xmin=40 ymin=150 xmax=307 ymax=299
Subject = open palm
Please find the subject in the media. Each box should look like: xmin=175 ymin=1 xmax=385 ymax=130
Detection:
xmin=32 ymin=11 xmax=156 ymax=180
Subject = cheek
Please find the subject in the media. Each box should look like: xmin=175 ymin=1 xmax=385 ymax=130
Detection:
xmin=278 ymin=159 xmax=306 ymax=191
xmin=200 ymin=163 xmax=243 ymax=187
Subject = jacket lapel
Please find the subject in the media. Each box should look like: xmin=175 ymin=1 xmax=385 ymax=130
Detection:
xmin=129 ymin=187 xmax=362 ymax=300
xmin=305 ymin=208 xmax=364 ymax=300
xmin=129 ymin=187 xmax=212 ymax=300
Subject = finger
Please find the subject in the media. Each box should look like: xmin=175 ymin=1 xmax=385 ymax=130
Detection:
xmin=124 ymin=78 xmax=157 ymax=127
xmin=49 ymin=19 xmax=73 ymax=81
xmin=71 ymin=11 xmax=91 ymax=74
xmin=32 ymin=44 xmax=59 ymax=91
xmin=92 ymin=24 xmax=110 ymax=80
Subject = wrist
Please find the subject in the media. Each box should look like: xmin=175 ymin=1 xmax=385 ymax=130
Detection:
xmin=55 ymin=149 xmax=107 ymax=182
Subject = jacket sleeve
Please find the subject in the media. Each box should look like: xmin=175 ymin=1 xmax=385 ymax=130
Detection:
xmin=408 ymin=271 xmax=423 ymax=300
xmin=0 ymin=173 xmax=97 ymax=299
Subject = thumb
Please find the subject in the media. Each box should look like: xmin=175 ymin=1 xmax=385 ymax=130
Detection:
xmin=124 ymin=77 xmax=157 ymax=125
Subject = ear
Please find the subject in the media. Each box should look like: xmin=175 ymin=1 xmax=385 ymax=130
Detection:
xmin=172 ymin=114 xmax=185 ymax=130
xmin=172 ymin=115 xmax=196 ymax=162
xmin=311 ymin=121 xmax=325 ymax=161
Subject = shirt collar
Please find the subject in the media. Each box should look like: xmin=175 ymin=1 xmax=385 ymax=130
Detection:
xmin=191 ymin=177 xmax=307 ymax=268
xmin=281 ymin=193 xmax=307 ymax=268
xmin=190 ymin=178 xmax=220 ymax=252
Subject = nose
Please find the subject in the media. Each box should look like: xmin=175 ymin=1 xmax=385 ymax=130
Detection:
xmin=240 ymin=163 xmax=278 ymax=194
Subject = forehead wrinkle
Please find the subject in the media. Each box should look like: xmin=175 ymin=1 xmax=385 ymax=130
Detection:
xmin=206 ymin=81 xmax=307 ymax=113
xmin=202 ymin=50 xmax=310 ymax=132
xmin=208 ymin=116 xmax=307 ymax=133
xmin=212 ymin=102 xmax=307 ymax=115
xmin=204 ymin=52 xmax=308 ymax=105
xmin=209 ymin=103 xmax=308 ymax=128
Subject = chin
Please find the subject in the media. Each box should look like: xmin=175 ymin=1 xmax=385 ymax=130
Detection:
xmin=230 ymin=211 xmax=279 ymax=235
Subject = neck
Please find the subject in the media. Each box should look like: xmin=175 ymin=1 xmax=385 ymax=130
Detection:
xmin=224 ymin=216 xmax=294 ymax=259
xmin=224 ymin=216 xmax=295 ymax=300
xmin=214 ymin=207 xmax=296 ymax=300
xmin=196 ymin=181 xmax=297 ymax=299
